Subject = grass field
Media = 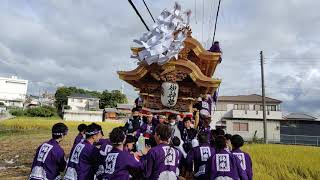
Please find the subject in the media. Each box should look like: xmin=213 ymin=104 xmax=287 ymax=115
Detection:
xmin=0 ymin=117 xmax=319 ymax=180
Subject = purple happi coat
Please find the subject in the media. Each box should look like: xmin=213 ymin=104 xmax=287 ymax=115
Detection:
xmin=136 ymin=123 xmax=155 ymax=138
xmin=65 ymin=140 xmax=100 ymax=180
xmin=232 ymin=148 xmax=253 ymax=180
xmin=143 ymin=143 xmax=182 ymax=180
xmin=96 ymin=147 xmax=143 ymax=180
xmin=99 ymin=139 xmax=113 ymax=157
xmin=199 ymin=126 xmax=212 ymax=139
xmin=186 ymin=143 xmax=215 ymax=179
xmin=29 ymin=139 xmax=66 ymax=180
xmin=73 ymin=133 xmax=85 ymax=146
xmin=209 ymin=149 xmax=248 ymax=180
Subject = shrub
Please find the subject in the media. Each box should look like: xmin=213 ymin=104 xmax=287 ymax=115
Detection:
xmin=9 ymin=108 xmax=25 ymax=116
xmin=26 ymin=106 xmax=57 ymax=117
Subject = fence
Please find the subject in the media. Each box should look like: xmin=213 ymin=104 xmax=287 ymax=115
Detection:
xmin=280 ymin=134 xmax=320 ymax=146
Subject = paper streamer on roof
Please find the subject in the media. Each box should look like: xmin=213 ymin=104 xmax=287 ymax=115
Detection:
xmin=131 ymin=3 xmax=191 ymax=65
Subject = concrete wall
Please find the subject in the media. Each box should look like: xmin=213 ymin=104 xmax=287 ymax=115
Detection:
xmin=63 ymin=110 xmax=103 ymax=122
xmin=0 ymin=76 xmax=28 ymax=107
xmin=226 ymin=119 xmax=280 ymax=142
xmin=232 ymin=110 xmax=282 ymax=120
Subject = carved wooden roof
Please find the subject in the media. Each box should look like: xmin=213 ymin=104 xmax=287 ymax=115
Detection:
xmin=118 ymin=35 xmax=222 ymax=95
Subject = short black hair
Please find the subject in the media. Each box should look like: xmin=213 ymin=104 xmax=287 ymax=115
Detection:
xmin=225 ymin=133 xmax=232 ymax=140
xmin=216 ymin=128 xmax=225 ymax=136
xmin=183 ymin=117 xmax=191 ymax=123
xmin=171 ymin=136 xmax=181 ymax=146
xmin=109 ymin=127 xmax=126 ymax=145
xmin=168 ymin=114 xmax=177 ymax=121
xmin=125 ymin=135 xmax=135 ymax=144
xmin=91 ymin=123 xmax=104 ymax=136
xmin=231 ymin=134 xmax=244 ymax=149
xmin=77 ymin=124 xmax=87 ymax=133
xmin=198 ymin=132 xmax=209 ymax=144
xmin=85 ymin=123 xmax=102 ymax=139
xmin=52 ymin=123 xmax=68 ymax=139
xmin=131 ymin=107 xmax=140 ymax=113
xmin=155 ymin=124 xmax=172 ymax=141
xmin=215 ymin=135 xmax=226 ymax=150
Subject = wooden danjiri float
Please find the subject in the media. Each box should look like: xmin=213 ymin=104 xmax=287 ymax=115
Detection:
xmin=118 ymin=3 xmax=222 ymax=119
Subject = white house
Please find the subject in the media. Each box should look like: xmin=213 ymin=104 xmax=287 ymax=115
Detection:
xmin=67 ymin=93 xmax=99 ymax=111
xmin=0 ymin=76 xmax=28 ymax=107
xmin=64 ymin=93 xmax=101 ymax=122
xmin=212 ymin=94 xmax=283 ymax=142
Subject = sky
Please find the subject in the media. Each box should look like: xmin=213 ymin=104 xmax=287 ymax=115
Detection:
xmin=0 ymin=0 xmax=319 ymax=116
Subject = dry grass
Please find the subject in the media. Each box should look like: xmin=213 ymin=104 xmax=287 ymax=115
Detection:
xmin=0 ymin=117 xmax=319 ymax=179
xmin=0 ymin=117 xmax=123 ymax=179
xmin=243 ymin=144 xmax=320 ymax=180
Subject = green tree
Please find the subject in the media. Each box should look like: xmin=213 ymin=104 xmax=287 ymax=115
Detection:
xmin=0 ymin=102 xmax=4 ymax=107
xmin=99 ymin=90 xmax=128 ymax=108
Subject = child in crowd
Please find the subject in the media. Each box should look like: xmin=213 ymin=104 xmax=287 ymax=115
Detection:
xmin=29 ymin=123 xmax=68 ymax=180
xmin=65 ymin=123 xmax=103 ymax=180
xmin=231 ymin=134 xmax=253 ymax=180
xmin=209 ymin=135 xmax=248 ymax=180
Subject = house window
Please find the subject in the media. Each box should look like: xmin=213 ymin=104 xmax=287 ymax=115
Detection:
xmin=71 ymin=98 xmax=74 ymax=102
xmin=261 ymin=105 xmax=277 ymax=111
xmin=216 ymin=104 xmax=227 ymax=111
xmin=233 ymin=122 xmax=249 ymax=131
xmin=234 ymin=104 xmax=249 ymax=110
xmin=234 ymin=104 xmax=238 ymax=110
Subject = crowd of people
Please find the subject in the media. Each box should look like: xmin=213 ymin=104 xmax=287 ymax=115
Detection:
xmin=29 ymin=107 xmax=252 ymax=180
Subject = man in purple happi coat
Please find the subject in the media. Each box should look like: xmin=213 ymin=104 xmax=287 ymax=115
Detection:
xmin=209 ymin=136 xmax=248 ymax=180
xmin=186 ymin=132 xmax=215 ymax=179
xmin=124 ymin=108 xmax=143 ymax=135
xmin=65 ymin=123 xmax=103 ymax=180
xmin=73 ymin=123 xmax=87 ymax=146
xmin=231 ymin=135 xmax=253 ymax=180
xmin=136 ymin=112 xmax=155 ymax=138
xmin=96 ymin=127 xmax=145 ymax=180
xmin=194 ymin=92 xmax=218 ymax=128
xmin=143 ymin=124 xmax=182 ymax=180
xmin=29 ymin=123 xmax=68 ymax=180
xmin=208 ymin=41 xmax=222 ymax=63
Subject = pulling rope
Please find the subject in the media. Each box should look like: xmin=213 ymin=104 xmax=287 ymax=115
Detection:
xmin=212 ymin=0 xmax=222 ymax=43
xmin=128 ymin=0 xmax=150 ymax=31
xmin=142 ymin=0 xmax=155 ymax=23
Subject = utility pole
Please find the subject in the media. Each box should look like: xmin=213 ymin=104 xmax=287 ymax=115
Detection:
xmin=260 ymin=51 xmax=268 ymax=144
